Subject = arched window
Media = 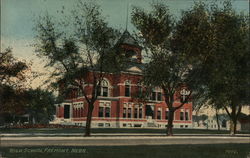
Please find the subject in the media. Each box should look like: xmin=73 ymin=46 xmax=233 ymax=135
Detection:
xmin=125 ymin=80 xmax=131 ymax=97
xmin=97 ymin=79 xmax=109 ymax=97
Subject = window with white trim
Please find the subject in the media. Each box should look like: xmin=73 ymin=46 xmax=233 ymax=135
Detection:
xmin=137 ymin=82 xmax=143 ymax=96
xmin=128 ymin=108 xmax=132 ymax=118
xmin=98 ymin=102 xmax=111 ymax=118
xmin=180 ymin=111 xmax=184 ymax=120
xmin=134 ymin=107 xmax=138 ymax=118
xmin=73 ymin=102 xmax=84 ymax=118
xmin=165 ymin=109 xmax=169 ymax=120
xmin=99 ymin=107 xmax=104 ymax=117
xmin=139 ymin=108 xmax=143 ymax=118
xmin=185 ymin=110 xmax=189 ymax=120
xmin=157 ymin=108 xmax=162 ymax=120
xmin=77 ymin=88 xmax=82 ymax=97
xmin=105 ymin=106 xmax=110 ymax=117
xmin=125 ymin=80 xmax=131 ymax=97
xmin=97 ymin=79 xmax=109 ymax=97
xmin=150 ymin=87 xmax=162 ymax=101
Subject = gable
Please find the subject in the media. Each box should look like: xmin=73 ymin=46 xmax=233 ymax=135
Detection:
xmin=127 ymin=66 xmax=142 ymax=72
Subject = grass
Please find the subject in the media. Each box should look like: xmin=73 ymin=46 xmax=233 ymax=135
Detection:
xmin=1 ymin=128 xmax=250 ymax=134
xmin=1 ymin=144 xmax=250 ymax=158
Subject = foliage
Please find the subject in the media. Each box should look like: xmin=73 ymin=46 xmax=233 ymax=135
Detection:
xmin=131 ymin=2 xmax=193 ymax=136
xmin=25 ymin=88 xmax=56 ymax=124
xmin=168 ymin=0 xmax=249 ymax=134
xmin=0 ymin=48 xmax=30 ymax=123
xmin=0 ymin=84 xmax=28 ymax=116
xmin=34 ymin=1 xmax=120 ymax=136
xmin=0 ymin=48 xmax=29 ymax=88
xmin=202 ymin=1 xmax=249 ymax=134
xmin=132 ymin=0 xmax=249 ymax=135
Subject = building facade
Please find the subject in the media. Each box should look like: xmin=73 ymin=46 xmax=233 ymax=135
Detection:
xmin=53 ymin=31 xmax=193 ymax=128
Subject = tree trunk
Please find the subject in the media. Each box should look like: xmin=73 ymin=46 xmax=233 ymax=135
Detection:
xmin=215 ymin=109 xmax=220 ymax=131
xmin=230 ymin=117 xmax=238 ymax=135
xmin=166 ymin=109 xmax=174 ymax=136
xmin=85 ymin=104 xmax=94 ymax=137
xmin=197 ymin=121 xmax=200 ymax=127
xmin=230 ymin=105 xmax=237 ymax=135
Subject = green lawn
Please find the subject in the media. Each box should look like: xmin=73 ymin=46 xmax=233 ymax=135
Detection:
xmin=1 ymin=144 xmax=250 ymax=158
xmin=1 ymin=128 xmax=250 ymax=134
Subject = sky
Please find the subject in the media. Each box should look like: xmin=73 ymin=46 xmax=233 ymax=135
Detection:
xmin=1 ymin=0 xmax=249 ymax=88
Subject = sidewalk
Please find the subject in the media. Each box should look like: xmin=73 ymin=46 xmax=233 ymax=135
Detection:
xmin=1 ymin=133 xmax=250 ymax=137
xmin=1 ymin=135 xmax=250 ymax=147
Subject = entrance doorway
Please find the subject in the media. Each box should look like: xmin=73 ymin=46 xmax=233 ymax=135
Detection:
xmin=146 ymin=105 xmax=154 ymax=120
xmin=64 ymin=105 xmax=70 ymax=119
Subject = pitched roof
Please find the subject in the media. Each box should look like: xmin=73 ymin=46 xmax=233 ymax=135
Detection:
xmin=117 ymin=30 xmax=140 ymax=47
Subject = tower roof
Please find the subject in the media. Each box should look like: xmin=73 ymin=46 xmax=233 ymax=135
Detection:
xmin=117 ymin=30 xmax=140 ymax=48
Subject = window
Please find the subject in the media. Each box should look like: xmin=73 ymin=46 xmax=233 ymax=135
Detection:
xmin=73 ymin=108 xmax=75 ymax=117
xmin=102 ymin=87 xmax=108 ymax=97
xmin=125 ymin=81 xmax=130 ymax=97
xmin=185 ymin=111 xmax=189 ymax=120
xmin=180 ymin=112 xmax=184 ymax=120
xmin=139 ymin=108 xmax=143 ymax=118
xmin=81 ymin=108 xmax=84 ymax=117
xmin=150 ymin=87 xmax=162 ymax=101
xmin=77 ymin=108 xmax=80 ymax=118
xmin=151 ymin=92 xmax=156 ymax=101
xmin=98 ymin=123 xmax=104 ymax=127
xmin=137 ymin=82 xmax=143 ymax=97
xmin=99 ymin=107 xmax=104 ymax=117
xmin=123 ymin=108 xmax=126 ymax=118
xmin=77 ymin=88 xmax=83 ymax=97
xmin=165 ymin=111 xmax=169 ymax=120
xmin=128 ymin=108 xmax=132 ymax=118
xmin=99 ymin=102 xmax=111 ymax=118
xmin=157 ymin=92 xmax=162 ymax=101
xmin=138 ymin=87 xmax=143 ymax=96
xmin=105 ymin=107 xmax=110 ymax=117
xmin=98 ymin=79 xmax=109 ymax=97
xmin=157 ymin=110 xmax=161 ymax=120
xmin=134 ymin=108 xmax=138 ymax=118
xmin=75 ymin=108 xmax=78 ymax=117
xmin=105 ymin=123 xmax=110 ymax=127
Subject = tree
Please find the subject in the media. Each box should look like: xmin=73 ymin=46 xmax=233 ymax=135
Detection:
xmin=25 ymin=88 xmax=55 ymax=124
xmin=173 ymin=1 xmax=249 ymax=135
xmin=0 ymin=48 xmax=30 ymax=124
xmin=0 ymin=48 xmax=28 ymax=88
xmin=205 ymin=2 xmax=249 ymax=135
xmin=131 ymin=3 xmax=193 ymax=136
xmin=34 ymin=1 xmax=119 ymax=136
